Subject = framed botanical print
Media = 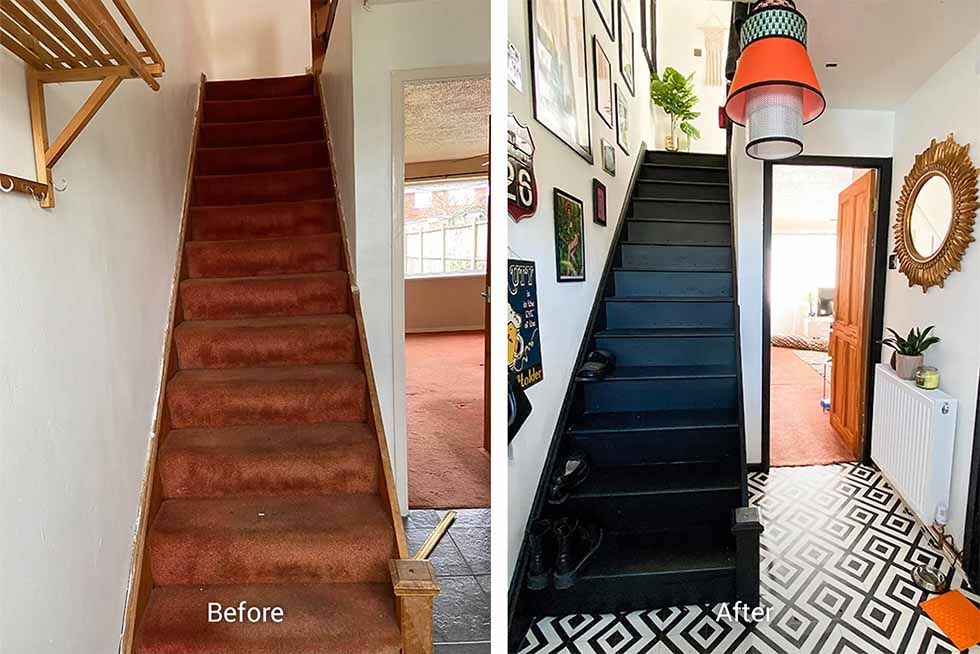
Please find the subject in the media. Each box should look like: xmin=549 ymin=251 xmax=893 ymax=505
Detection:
xmin=593 ymin=0 xmax=614 ymax=39
xmin=553 ymin=189 xmax=586 ymax=282
xmin=592 ymin=37 xmax=613 ymax=129
xmin=640 ymin=0 xmax=657 ymax=73
xmin=593 ymin=179 xmax=607 ymax=226
xmin=618 ymin=0 xmax=635 ymax=95
xmin=615 ymin=85 xmax=630 ymax=155
xmin=601 ymin=138 xmax=616 ymax=175
xmin=528 ymin=0 xmax=593 ymax=163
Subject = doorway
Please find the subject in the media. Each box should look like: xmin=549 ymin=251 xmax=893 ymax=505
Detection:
xmin=762 ymin=157 xmax=893 ymax=471
xmin=394 ymin=74 xmax=491 ymax=511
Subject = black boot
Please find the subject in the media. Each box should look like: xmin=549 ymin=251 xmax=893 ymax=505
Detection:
xmin=525 ymin=519 xmax=553 ymax=591
xmin=553 ymin=518 xmax=603 ymax=590
xmin=547 ymin=452 xmax=591 ymax=504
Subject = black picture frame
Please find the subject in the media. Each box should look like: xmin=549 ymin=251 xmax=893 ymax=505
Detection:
xmin=592 ymin=36 xmax=614 ymax=129
xmin=601 ymin=138 xmax=616 ymax=176
xmin=618 ymin=0 xmax=635 ymax=96
xmin=553 ymin=188 xmax=586 ymax=282
xmin=615 ymin=84 xmax=630 ymax=155
xmin=592 ymin=179 xmax=607 ymax=226
xmin=640 ymin=0 xmax=657 ymax=73
xmin=528 ymin=0 xmax=594 ymax=164
xmin=593 ymin=0 xmax=614 ymax=39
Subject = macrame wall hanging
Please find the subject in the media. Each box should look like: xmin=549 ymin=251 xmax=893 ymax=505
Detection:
xmin=700 ymin=15 xmax=727 ymax=88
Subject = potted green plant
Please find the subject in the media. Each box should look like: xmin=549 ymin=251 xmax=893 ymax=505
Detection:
xmin=881 ymin=326 xmax=940 ymax=380
xmin=650 ymin=67 xmax=701 ymax=152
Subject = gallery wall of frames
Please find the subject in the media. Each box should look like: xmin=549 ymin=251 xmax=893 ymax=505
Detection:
xmin=506 ymin=0 xmax=659 ymax=578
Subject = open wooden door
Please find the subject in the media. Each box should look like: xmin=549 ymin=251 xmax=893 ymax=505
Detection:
xmin=829 ymin=170 xmax=878 ymax=456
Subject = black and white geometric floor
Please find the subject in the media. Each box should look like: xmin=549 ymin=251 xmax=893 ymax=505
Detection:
xmin=519 ymin=463 xmax=979 ymax=654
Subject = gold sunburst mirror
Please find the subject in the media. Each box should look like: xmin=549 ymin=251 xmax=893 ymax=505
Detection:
xmin=894 ymin=134 xmax=979 ymax=292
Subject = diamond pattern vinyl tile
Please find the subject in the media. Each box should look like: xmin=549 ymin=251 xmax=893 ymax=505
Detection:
xmin=519 ymin=463 xmax=980 ymax=654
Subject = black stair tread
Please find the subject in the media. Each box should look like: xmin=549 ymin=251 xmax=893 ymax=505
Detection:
xmin=633 ymin=197 xmax=729 ymax=204
xmin=603 ymin=364 xmax=737 ymax=380
xmin=604 ymin=296 xmax=734 ymax=303
xmin=622 ymin=240 xmax=730 ymax=248
xmin=595 ymin=327 xmax=735 ymax=337
xmin=570 ymin=408 xmax=740 ymax=433
xmin=613 ymin=265 xmax=733 ymax=272
xmin=580 ymin=527 xmax=736 ymax=580
xmin=627 ymin=216 xmax=731 ymax=224
xmin=570 ymin=461 xmax=741 ymax=500
xmin=639 ymin=179 xmax=729 ymax=187
xmin=642 ymin=162 xmax=727 ymax=171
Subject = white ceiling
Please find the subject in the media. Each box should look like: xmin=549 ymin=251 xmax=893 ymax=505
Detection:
xmin=795 ymin=0 xmax=979 ymax=110
xmin=403 ymin=77 xmax=490 ymax=164
xmin=772 ymin=165 xmax=872 ymax=234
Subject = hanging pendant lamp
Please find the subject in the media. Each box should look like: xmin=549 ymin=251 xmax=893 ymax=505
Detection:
xmin=725 ymin=0 xmax=826 ymax=160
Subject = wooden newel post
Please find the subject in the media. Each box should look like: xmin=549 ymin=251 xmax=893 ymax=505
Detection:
xmin=390 ymin=559 xmax=440 ymax=654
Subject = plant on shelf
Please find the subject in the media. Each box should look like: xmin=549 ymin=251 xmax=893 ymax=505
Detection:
xmin=881 ymin=326 xmax=940 ymax=380
xmin=650 ymin=67 xmax=701 ymax=152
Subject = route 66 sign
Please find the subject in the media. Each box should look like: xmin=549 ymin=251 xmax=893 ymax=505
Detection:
xmin=508 ymin=114 xmax=538 ymax=222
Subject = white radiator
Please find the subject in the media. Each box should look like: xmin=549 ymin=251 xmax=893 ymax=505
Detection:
xmin=871 ymin=364 xmax=958 ymax=528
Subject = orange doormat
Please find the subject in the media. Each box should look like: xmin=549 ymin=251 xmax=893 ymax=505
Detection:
xmin=920 ymin=590 xmax=980 ymax=651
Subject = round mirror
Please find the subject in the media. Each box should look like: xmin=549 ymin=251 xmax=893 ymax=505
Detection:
xmin=908 ymin=174 xmax=954 ymax=259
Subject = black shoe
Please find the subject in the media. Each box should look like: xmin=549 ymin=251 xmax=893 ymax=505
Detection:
xmin=553 ymin=518 xmax=603 ymax=590
xmin=575 ymin=350 xmax=616 ymax=382
xmin=525 ymin=519 xmax=553 ymax=591
xmin=547 ymin=452 xmax=591 ymax=504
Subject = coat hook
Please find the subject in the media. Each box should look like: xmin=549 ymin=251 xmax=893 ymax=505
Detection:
xmin=0 ymin=177 xmax=13 ymax=193
xmin=54 ymin=178 xmax=68 ymax=192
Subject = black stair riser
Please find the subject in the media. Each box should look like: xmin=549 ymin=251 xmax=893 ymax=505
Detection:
xmin=555 ymin=489 xmax=741 ymax=532
xmin=634 ymin=181 xmax=729 ymax=202
xmin=640 ymin=165 xmax=728 ymax=184
xmin=619 ymin=244 xmax=732 ymax=271
xmin=570 ymin=428 xmax=740 ymax=466
xmin=604 ymin=301 xmax=734 ymax=329
xmin=593 ymin=335 xmax=736 ymax=366
xmin=524 ymin=569 xmax=736 ymax=616
xmin=627 ymin=221 xmax=732 ymax=246
xmin=612 ymin=271 xmax=733 ymax=298
xmin=583 ymin=377 xmax=737 ymax=412
xmin=631 ymin=199 xmax=730 ymax=221
xmin=645 ymin=151 xmax=727 ymax=167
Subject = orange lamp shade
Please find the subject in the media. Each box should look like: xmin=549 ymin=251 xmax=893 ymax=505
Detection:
xmin=724 ymin=0 xmax=826 ymax=160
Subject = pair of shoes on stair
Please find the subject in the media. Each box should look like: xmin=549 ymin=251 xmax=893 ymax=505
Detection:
xmin=526 ymin=517 xmax=603 ymax=591
xmin=575 ymin=349 xmax=616 ymax=382
xmin=547 ymin=452 xmax=590 ymax=504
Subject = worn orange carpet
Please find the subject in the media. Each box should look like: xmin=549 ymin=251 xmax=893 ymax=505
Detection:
xmin=406 ymin=331 xmax=489 ymax=509
xmin=771 ymin=346 xmax=856 ymax=467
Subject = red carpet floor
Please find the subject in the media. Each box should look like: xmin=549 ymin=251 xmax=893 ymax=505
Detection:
xmin=770 ymin=346 xmax=856 ymax=467
xmin=406 ymin=331 xmax=489 ymax=509
xmin=135 ymin=75 xmax=400 ymax=654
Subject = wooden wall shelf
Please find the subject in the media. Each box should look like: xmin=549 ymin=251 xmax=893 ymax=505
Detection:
xmin=1 ymin=0 xmax=165 ymax=207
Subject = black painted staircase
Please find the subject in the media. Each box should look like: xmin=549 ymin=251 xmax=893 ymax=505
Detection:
xmin=524 ymin=150 xmax=761 ymax=617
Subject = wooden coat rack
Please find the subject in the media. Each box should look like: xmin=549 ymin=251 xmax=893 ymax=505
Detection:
xmin=0 ymin=0 xmax=164 ymax=207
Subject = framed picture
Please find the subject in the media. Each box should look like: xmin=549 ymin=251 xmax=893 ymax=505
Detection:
xmin=593 ymin=0 xmax=614 ymax=39
xmin=615 ymin=85 xmax=630 ymax=155
xmin=601 ymin=138 xmax=616 ymax=175
xmin=592 ymin=179 xmax=607 ymax=226
xmin=640 ymin=0 xmax=657 ymax=73
xmin=592 ymin=37 xmax=613 ymax=129
xmin=528 ymin=0 xmax=593 ymax=163
xmin=553 ymin=189 xmax=585 ymax=282
xmin=618 ymin=0 xmax=635 ymax=95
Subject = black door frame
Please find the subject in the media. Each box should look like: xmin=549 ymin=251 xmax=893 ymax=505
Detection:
xmin=965 ymin=376 xmax=980 ymax=590
xmin=761 ymin=155 xmax=893 ymax=472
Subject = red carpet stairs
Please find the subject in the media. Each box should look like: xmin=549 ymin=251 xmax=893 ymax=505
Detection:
xmin=135 ymin=75 xmax=404 ymax=654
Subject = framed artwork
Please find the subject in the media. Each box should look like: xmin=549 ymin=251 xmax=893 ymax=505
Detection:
xmin=553 ymin=189 xmax=586 ymax=282
xmin=592 ymin=37 xmax=613 ymax=128
xmin=601 ymin=138 xmax=616 ymax=175
xmin=593 ymin=0 xmax=614 ymax=39
xmin=593 ymin=179 xmax=607 ymax=226
xmin=528 ymin=0 xmax=593 ymax=163
xmin=615 ymin=85 xmax=630 ymax=155
xmin=640 ymin=0 xmax=657 ymax=73
xmin=618 ymin=0 xmax=635 ymax=95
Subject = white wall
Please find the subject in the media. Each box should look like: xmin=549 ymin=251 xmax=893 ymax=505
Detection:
xmin=203 ymin=0 xmax=310 ymax=80
xmin=733 ymin=109 xmax=895 ymax=464
xmin=881 ymin=34 xmax=980 ymax=546
xmin=406 ymin=275 xmax=486 ymax=332
xmin=507 ymin=0 xmax=657 ymax=578
xmin=0 ymin=2 xmax=210 ymax=651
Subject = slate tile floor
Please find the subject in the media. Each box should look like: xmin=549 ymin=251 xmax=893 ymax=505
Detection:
xmin=406 ymin=508 xmax=491 ymax=653
xmin=519 ymin=463 xmax=980 ymax=654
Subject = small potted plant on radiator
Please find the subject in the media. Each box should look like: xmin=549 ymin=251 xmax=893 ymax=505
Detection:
xmin=881 ymin=326 xmax=940 ymax=380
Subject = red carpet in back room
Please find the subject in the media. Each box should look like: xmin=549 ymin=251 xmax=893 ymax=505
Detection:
xmin=770 ymin=345 xmax=855 ymax=467
xmin=406 ymin=331 xmax=489 ymax=509
xmin=135 ymin=75 xmax=401 ymax=654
